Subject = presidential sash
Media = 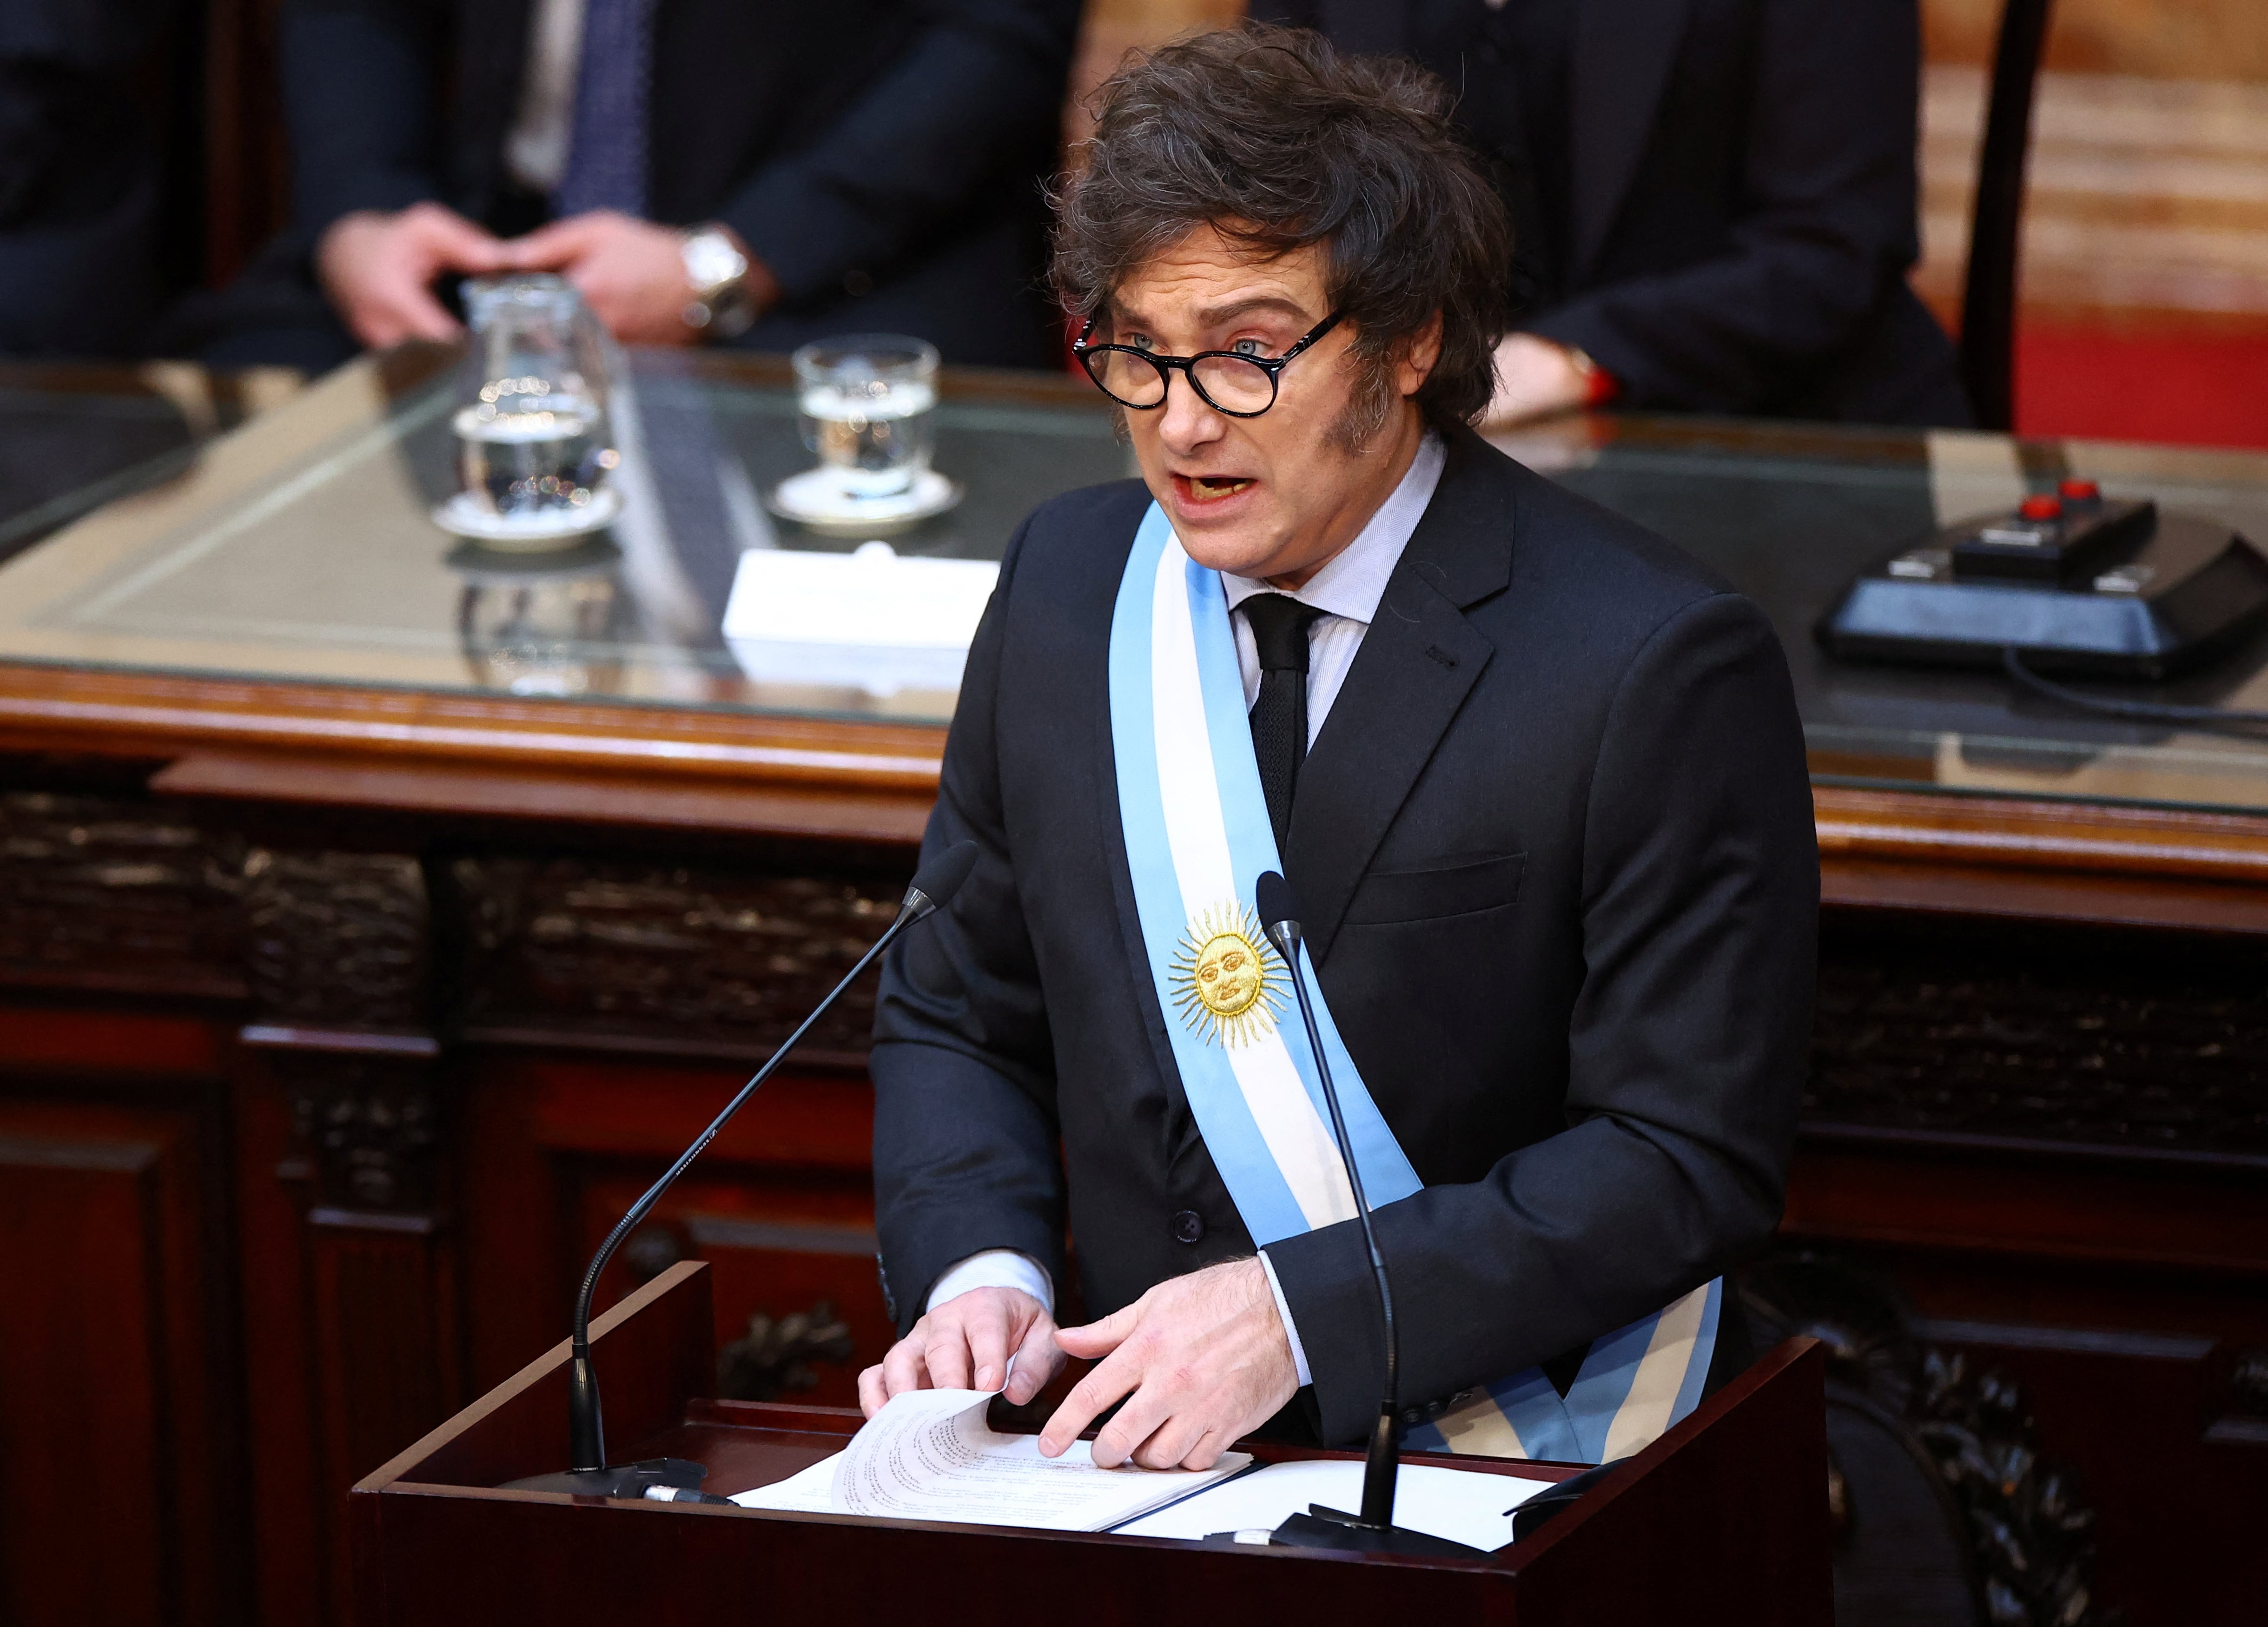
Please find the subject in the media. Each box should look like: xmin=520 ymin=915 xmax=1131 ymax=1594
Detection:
xmin=1108 ymin=502 xmax=1720 ymax=1464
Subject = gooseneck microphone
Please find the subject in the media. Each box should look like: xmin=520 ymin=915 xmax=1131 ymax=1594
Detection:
xmin=1256 ymin=870 xmax=1479 ymax=1558
xmin=503 ymin=840 xmax=979 ymax=1500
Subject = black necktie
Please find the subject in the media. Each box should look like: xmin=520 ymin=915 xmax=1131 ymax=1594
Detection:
xmin=1239 ymin=593 xmax=1325 ymax=856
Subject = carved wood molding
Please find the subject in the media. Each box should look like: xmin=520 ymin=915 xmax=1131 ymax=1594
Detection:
xmin=0 ymin=789 xmax=247 ymax=997
xmin=454 ymin=856 xmax=905 ymax=1055
xmin=1816 ymin=784 xmax=2268 ymax=884
xmin=0 ymin=664 xmax=947 ymax=791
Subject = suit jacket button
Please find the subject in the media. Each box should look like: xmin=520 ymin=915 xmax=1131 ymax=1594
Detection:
xmin=1170 ymin=1210 xmax=1205 ymax=1245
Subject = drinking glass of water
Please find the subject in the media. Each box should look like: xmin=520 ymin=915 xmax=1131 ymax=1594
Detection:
xmin=793 ymin=335 xmax=939 ymax=501
xmin=434 ymin=274 xmax=622 ymax=545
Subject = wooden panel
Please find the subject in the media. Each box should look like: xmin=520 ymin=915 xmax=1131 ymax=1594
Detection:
xmin=458 ymin=1054 xmax=886 ymax=1416
xmin=0 ymin=1098 xmax=236 ymax=1627
xmin=575 ymin=1171 xmax=888 ymax=1411
xmin=1784 ymin=1130 xmax=2268 ymax=1627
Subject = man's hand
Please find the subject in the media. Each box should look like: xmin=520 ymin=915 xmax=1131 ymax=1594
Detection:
xmin=505 ymin=212 xmax=778 ymax=346
xmin=1484 ymin=332 xmax=1597 ymax=426
xmin=316 ymin=203 xmax=511 ymax=350
xmin=1039 ymin=1257 xmax=1297 ymax=1471
xmin=856 ymin=1287 xmax=1063 ymax=1419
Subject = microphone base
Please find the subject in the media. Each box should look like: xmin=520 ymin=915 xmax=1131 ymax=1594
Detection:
xmin=1270 ymin=1505 xmax=1486 ymax=1558
xmin=499 ymin=1458 xmax=709 ymax=1499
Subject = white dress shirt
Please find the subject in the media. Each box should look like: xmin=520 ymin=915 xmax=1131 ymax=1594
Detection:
xmin=506 ymin=0 xmax=588 ymax=194
xmin=926 ymin=433 xmax=1449 ymax=1393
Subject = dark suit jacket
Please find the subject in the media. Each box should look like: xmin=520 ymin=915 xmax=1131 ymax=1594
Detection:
xmin=1256 ymin=0 xmax=1968 ymax=426
xmin=870 ymin=428 xmax=1819 ymax=1446
xmin=0 ymin=0 xmax=165 ymax=357
xmin=276 ymin=0 xmax=1080 ymax=366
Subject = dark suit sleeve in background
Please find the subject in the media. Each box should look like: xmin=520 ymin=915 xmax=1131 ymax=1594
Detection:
xmin=1528 ymin=0 xmax=1924 ymax=414
xmin=279 ymin=0 xmax=450 ymax=237
xmin=1267 ymin=590 xmax=1818 ymax=1445
xmin=721 ymin=0 xmax=1080 ymax=307
xmin=868 ymin=515 xmax=1067 ymax=1334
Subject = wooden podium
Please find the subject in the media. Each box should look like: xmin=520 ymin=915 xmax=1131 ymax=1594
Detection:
xmin=351 ymin=1263 xmax=1830 ymax=1625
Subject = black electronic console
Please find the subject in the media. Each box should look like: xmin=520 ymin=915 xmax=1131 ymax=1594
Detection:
xmin=1817 ymin=480 xmax=2268 ymax=680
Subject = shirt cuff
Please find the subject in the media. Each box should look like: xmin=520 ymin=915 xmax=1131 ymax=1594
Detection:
xmin=924 ymin=1249 xmax=1055 ymax=1316
xmin=1258 ymin=1249 xmax=1314 ymax=1389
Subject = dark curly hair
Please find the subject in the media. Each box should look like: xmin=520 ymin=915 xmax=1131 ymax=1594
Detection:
xmin=1051 ymin=25 xmax=1512 ymax=437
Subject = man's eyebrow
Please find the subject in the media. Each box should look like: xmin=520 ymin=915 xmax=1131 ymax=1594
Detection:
xmin=1105 ymin=292 xmax=1319 ymax=333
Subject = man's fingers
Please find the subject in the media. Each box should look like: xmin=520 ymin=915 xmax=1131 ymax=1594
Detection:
xmin=419 ymin=219 xmax=509 ymax=273
xmin=1090 ymin=1372 xmax=1180 ymax=1471
xmin=1053 ymin=1302 xmax=1139 ymax=1359
xmin=1037 ymin=1345 xmax=1141 ymax=1458
xmin=505 ymin=214 xmax=608 ymax=269
xmin=1003 ymin=1314 xmax=1062 ymax=1405
xmin=1131 ymin=1403 xmax=1218 ymax=1471
xmin=1177 ymin=1427 xmax=1230 ymax=1472
xmin=857 ymin=1363 xmax=888 ymax=1419
xmin=392 ymin=287 xmax=465 ymax=343
xmin=879 ymin=1333 xmax=929 ymax=1399
xmin=922 ymin=1326 xmax=974 ymax=1391
xmin=965 ymin=1312 xmax=1011 ymax=1394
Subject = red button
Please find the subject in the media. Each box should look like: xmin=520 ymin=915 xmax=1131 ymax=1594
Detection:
xmin=2059 ymin=479 xmax=2102 ymax=502
xmin=2018 ymin=495 xmax=2063 ymax=521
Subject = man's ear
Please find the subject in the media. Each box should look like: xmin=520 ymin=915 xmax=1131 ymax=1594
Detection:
xmin=1395 ymin=310 xmax=1446 ymax=398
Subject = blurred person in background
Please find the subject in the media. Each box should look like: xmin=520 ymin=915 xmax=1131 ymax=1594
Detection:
xmin=197 ymin=0 xmax=1080 ymax=371
xmin=0 ymin=0 xmax=167 ymax=357
xmin=1254 ymin=0 xmax=1970 ymax=428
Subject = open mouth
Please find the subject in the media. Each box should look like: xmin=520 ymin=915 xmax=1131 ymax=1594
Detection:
xmin=1180 ymin=475 xmax=1255 ymax=502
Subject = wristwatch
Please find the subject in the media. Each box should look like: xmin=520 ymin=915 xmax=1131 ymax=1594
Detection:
xmin=679 ymin=225 xmax=756 ymax=339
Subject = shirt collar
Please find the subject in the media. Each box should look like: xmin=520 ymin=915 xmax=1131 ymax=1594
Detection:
xmin=1219 ymin=431 xmax=1446 ymax=627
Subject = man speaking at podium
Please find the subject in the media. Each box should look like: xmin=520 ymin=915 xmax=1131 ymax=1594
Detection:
xmin=860 ymin=26 xmax=1817 ymax=1474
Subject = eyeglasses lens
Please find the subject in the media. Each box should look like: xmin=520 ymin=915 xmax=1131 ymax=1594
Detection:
xmin=1089 ymin=349 xmax=1166 ymax=408
xmin=1191 ymin=355 xmax=1276 ymax=414
xmin=1085 ymin=349 xmax=1278 ymax=415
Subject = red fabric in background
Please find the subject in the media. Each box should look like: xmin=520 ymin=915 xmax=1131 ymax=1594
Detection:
xmin=2015 ymin=322 xmax=2268 ymax=451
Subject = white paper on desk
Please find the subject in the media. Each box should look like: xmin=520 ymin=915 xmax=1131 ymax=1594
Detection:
xmin=727 ymin=1389 xmax=1250 ymax=1533
xmin=721 ymin=544 xmax=999 ymax=694
xmin=1114 ymin=1459 xmax=1554 ymax=1553
xmin=728 ymin=1454 xmax=840 ymax=1515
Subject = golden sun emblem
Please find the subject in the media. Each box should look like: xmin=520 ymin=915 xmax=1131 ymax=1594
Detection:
xmin=1169 ymin=901 xmax=1286 ymax=1048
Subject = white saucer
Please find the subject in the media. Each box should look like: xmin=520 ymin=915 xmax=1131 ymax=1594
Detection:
xmin=766 ymin=466 xmax=964 ymax=536
xmin=430 ymin=483 xmax=623 ymax=549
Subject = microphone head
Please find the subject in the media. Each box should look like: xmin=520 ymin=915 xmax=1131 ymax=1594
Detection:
xmin=906 ymin=840 xmax=979 ymax=913
xmin=1255 ymin=871 xmax=1302 ymax=937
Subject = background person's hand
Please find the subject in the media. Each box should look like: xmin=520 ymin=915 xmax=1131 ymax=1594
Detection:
xmin=855 ymin=1286 xmax=1063 ymax=1419
xmin=1038 ymin=1257 xmax=1296 ymax=1471
xmin=506 ymin=212 xmax=777 ymax=346
xmin=316 ymin=203 xmax=511 ymax=350
xmin=1484 ymin=332 xmax=1598 ymax=426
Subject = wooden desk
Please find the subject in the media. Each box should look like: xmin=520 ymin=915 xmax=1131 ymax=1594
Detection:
xmin=351 ymin=1262 xmax=1831 ymax=1627
xmin=0 ymin=352 xmax=2262 ymax=1626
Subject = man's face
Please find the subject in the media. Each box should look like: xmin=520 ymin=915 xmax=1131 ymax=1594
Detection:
xmin=1104 ymin=227 xmax=1436 ymax=585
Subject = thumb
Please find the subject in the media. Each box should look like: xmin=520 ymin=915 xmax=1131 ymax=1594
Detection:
xmin=1053 ymin=1302 xmax=1139 ymax=1357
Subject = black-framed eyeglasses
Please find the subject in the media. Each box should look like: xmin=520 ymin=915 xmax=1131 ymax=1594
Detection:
xmin=1072 ymin=309 xmax=1348 ymax=418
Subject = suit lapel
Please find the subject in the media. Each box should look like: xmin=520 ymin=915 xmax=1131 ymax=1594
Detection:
xmin=1569 ymin=0 xmax=1690 ymax=280
xmin=1286 ymin=430 xmax=1515 ymax=964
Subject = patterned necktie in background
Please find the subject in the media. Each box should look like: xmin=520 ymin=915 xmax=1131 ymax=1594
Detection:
xmin=1239 ymin=593 xmax=1326 ymax=857
xmin=554 ymin=0 xmax=657 ymax=218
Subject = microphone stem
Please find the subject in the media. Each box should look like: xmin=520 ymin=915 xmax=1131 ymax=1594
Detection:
xmin=1276 ymin=931 xmax=1400 ymax=1530
xmin=566 ymin=896 xmax=925 ymax=1471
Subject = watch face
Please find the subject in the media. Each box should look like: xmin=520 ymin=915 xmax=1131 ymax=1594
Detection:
xmin=683 ymin=232 xmax=747 ymax=292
